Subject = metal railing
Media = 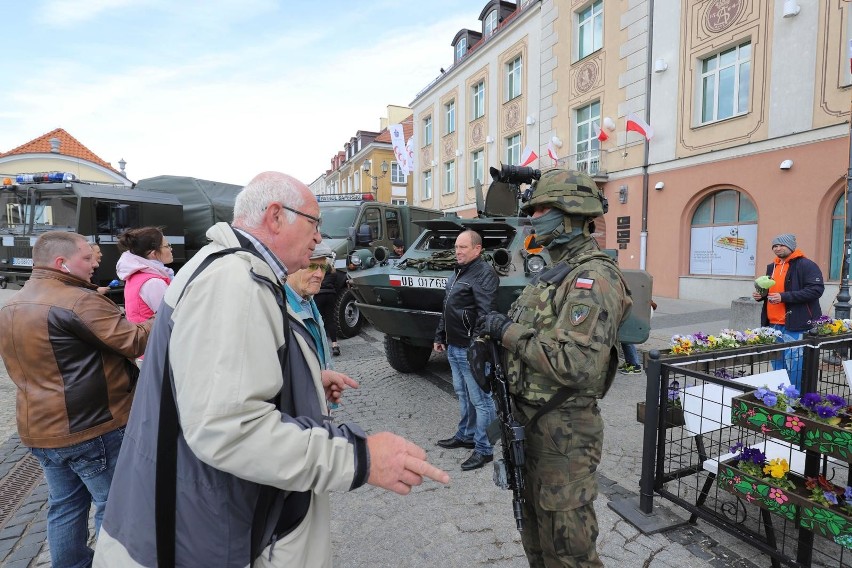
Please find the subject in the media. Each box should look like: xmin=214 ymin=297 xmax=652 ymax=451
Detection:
xmin=555 ymin=150 xmax=606 ymax=176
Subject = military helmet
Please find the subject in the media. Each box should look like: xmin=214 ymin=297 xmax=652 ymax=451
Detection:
xmin=520 ymin=168 xmax=607 ymax=217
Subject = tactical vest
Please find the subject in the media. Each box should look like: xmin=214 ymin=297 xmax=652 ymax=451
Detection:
xmin=505 ymin=250 xmax=630 ymax=404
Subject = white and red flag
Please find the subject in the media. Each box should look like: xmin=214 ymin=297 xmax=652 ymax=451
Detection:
xmin=593 ymin=122 xmax=609 ymax=143
xmin=547 ymin=140 xmax=559 ymax=163
xmin=626 ymin=113 xmax=654 ymax=141
xmin=389 ymin=124 xmax=411 ymax=174
xmin=520 ymin=145 xmax=538 ymax=166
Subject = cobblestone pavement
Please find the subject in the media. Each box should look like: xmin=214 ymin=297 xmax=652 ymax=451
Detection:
xmin=0 ymin=288 xmax=775 ymax=567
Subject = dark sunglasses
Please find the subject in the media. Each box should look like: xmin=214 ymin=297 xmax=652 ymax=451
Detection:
xmin=307 ymin=262 xmax=332 ymax=273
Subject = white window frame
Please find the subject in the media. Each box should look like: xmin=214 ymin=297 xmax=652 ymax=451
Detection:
xmin=505 ymin=56 xmax=522 ymax=101
xmin=443 ymin=161 xmax=456 ymax=195
xmin=445 ymin=100 xmax=455 ymax=134
xmin=471 ymin=81 xmax=485 ymax=120
xmin=390 ymin=161 xmax=406 ymax=184
xmin=422 ymin=170 xmax=432 ymax=200
xmin=455 ymin=37 xmax=467 ymax=62
xmin=471 ymin=149 xmax=484 ymax=187
xmin=699 ymin=40 xmax=751 ymax=124
xmin=423 ymin=116 xmax=433 ymax=146
xmin=574 ymin=101 xmax=601 ymax=174
xmin=484 ymin=10 xmax=498 ymax=36
xmin=577 ymin=0 xmax=603 ymax=60
xmin=505 ymin=133 xmax=521 ymax=165
xmin=391 ymin=198 xmax=407 ymax=206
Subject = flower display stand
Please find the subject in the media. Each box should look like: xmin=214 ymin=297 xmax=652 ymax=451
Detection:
xmin=717 ymin=459 xmax=798 ymax=521
xmin=730 ymin=392 xmax=804 ymax=445
xmin=636 ymin=401 xmax=685 ymax=428
xmin=730 ymin=392 xmax=852 ymax=463
xmin=718 ymin=459 xmax=852 ymax=540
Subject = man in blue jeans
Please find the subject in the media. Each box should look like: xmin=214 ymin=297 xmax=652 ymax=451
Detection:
xmin=0 ymin=231 xmax=152 ymax=567
xmin=434 ymin=230 xmax=498 ymax=471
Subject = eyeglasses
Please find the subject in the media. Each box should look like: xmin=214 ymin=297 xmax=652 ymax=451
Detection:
xmin=268 ymin=202 xmax=322 ymax=232
xmin=160 ymin=243 xmax=173 ymax=250
xmin=307 ymin=262 xmax=331 ymax=273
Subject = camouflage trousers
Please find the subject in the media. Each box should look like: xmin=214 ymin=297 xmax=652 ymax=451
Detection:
xmin=516 ymin=398 xmax=603 ymax=568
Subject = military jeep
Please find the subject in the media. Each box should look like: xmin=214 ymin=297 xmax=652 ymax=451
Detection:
xmin=347 ymin=166 xmax=653 ymax=373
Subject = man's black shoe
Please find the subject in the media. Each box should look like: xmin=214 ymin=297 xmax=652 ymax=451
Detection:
xmin=461 ymin=451 xmax=493 ymax=471
xmin=436 ymin=437 xmax=475 ymax=450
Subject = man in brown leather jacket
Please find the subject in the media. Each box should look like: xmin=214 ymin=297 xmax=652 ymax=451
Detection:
xmin=0 ymin=231 xmax=152 ymax=568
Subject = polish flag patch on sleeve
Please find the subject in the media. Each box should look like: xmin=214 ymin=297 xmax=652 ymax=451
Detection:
xmin=575 ymin=277 xmax=594 ymax=289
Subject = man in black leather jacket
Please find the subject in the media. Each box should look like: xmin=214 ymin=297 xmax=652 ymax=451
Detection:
xmin=433 ymin=230 xmax=499 ymax=471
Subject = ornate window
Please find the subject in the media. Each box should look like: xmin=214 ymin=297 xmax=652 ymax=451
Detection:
xmin=505 ymin=56 xmax=522 ymax=101
xmin=700 ymin=41 xmax=751 ymax=124
xmin=504 ymin=133 xmax=521 ymax=165
xmin=471 ymin=81 xmax=485 ymax=120
xmin=443 ymin=161 xmax=456 ymax=195
xmin=577 ymin=0 xmax=603 ymax=60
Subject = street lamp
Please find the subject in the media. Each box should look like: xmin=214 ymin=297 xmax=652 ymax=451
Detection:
xmin=362 ymin=159 xmax=389 ymax=196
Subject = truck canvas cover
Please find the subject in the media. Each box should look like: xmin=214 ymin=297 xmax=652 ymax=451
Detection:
xmin=134 ymin=175 xmax=242 ymax=249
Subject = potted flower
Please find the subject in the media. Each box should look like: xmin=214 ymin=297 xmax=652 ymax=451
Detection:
xmin=798 ymin=392 xmax=852 ymax=462
xmin=731 ymin=383 xmax=805 ymax=444
xmin=636 ymin=379 xmax=684 ymax=428
xmin=798 ymin=475 xmax=852 ymax=541
xmin=717 ymin=443 xmax=798 ymax=521
xmin=809 ymin=315 xmax=852 ymax=337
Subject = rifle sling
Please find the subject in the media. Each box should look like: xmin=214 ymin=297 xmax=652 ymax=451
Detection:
xmin=525 ymin=388 xmax=575 ymax=430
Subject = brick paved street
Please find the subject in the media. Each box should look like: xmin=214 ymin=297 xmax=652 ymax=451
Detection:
xmin=0 ymin=287 xmax=778 ymax=567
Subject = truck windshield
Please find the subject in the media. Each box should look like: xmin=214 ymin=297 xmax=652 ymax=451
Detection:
xmin=0 ymin=190 xmax=78 ymax=234
xmin=318 ymin=205 xmax=359 ymax=238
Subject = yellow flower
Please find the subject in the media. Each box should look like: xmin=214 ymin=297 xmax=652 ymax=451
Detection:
xmin=763 ymin=458 xmax=789 ymax=479
xmin=831 ymin=321 xmax=843 ymax=333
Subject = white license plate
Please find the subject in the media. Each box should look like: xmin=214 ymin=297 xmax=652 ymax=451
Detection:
xmin=11 ymin=257 xmax=33 ymax=267
xmin=388 ymin=274 xmax=447 ymax=289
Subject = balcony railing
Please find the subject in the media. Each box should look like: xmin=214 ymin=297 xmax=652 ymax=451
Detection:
xmin=554 ymin=150 xmax=607 ymax=178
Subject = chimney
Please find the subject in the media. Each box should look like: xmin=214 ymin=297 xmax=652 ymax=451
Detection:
xmin=49 ymin=137 xmax=61 ymax=153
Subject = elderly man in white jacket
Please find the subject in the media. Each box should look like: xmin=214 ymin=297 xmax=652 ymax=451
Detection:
xmin=94 ymin=171 xmax=449 ymax=568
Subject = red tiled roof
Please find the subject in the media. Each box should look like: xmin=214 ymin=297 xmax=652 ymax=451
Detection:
xmin=375 ymin=115 xmax=414 ymax=143
xmin=0 ymin=128 xmax=117 ymax=172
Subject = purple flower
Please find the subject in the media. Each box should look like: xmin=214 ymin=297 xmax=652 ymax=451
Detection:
xmin=801 ymin=393 xmax=823 ymax=410
xmin=782 ymin=385 xmax=800 ymax=399
xmin=762 ymin=392 xmax=778 ymax=407
xmin=845 ymin=486 xmax=852 ymax=502
xmin=730 ymin=442 xmax=744 ymax=454
xmin=816 ymin=404 xmax=839 ymax=419
xmin=741 ymin=447 xmax=766 ymax=466
xmin=826 ymin=394 xmax=847 ymax=407
xmin=825 ymin=491 xmax=839 ymax=505
xmin=756 ymin=386 xmax=770 ymax=399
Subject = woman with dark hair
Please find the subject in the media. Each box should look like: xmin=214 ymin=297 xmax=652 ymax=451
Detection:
xmin=116 ymin=226 xmax=174 ymax=323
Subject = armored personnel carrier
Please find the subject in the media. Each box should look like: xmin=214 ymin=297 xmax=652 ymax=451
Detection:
xmin=347 ymin=166 xmax=653 ymax=372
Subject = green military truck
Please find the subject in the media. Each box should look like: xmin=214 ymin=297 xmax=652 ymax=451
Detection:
xmin=0 ymin=173 xmax=240 ymax=292
xmin=317 ymin=193 xmax=443 ymax=338
xmin=346 ymin=166 xmax=653 ymax=372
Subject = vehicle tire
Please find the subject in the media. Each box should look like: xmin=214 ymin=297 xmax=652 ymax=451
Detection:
xmin=336 ymin=289 xmax=363 ymax=339
xmin=384 ymin=336 xmax=432 ymax=373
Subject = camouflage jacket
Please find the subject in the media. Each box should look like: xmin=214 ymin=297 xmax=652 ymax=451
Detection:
xmin=500 ymin=237 xmax=632 ymax=405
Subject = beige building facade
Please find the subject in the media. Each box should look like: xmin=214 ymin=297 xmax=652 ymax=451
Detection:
xmin=410 ymin=0 xmax=851 ymax=307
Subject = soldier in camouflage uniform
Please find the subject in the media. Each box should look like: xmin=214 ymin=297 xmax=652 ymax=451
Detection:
xmin=479 ymin=168 xmax=632 ymax=567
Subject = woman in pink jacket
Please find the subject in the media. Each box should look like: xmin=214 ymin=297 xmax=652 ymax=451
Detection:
xmin=116 ymin=227 xmax=174 ymax=323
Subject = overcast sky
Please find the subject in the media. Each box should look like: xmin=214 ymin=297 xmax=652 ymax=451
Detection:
xmin=1 ymin=0 xmax=483 ymax=186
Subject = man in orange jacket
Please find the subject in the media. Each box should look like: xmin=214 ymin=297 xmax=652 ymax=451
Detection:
xmin=752 ymin=233 xmax=824 ymax=388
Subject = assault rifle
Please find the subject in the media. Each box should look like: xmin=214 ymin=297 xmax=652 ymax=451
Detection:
xmin=468 ymin=337 xmax=526 ymax=530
